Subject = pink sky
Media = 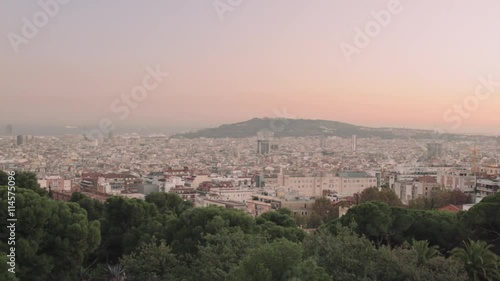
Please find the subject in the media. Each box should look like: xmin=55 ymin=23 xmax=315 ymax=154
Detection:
xmin=1 ymin=0 xmax=499 ymax=134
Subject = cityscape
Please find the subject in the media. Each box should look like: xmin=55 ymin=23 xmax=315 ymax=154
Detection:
xmin=2 ymin=0 xmax=500 ymax=280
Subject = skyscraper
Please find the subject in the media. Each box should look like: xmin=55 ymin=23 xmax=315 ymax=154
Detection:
xmin=257 ymin=140 xmax=270 ymax=154
xmin=16 ymin=135 xmax=23 ymax=146
xmin=5 ymin=124 xmax=12 ymax=135
xmin=426 ymin=143 xmax=443 ymax=159
xmin=351 ymin=135 xmax=357 ymax=153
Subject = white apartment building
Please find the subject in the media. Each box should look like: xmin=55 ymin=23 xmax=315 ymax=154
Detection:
xmin=392 ymin=176 xmax=442 ymax=205
xmin=206 ymin=188 xmax=253 ymax=203
xmin=190 ymin=174 xmax=210 ymax=189
xmin=38 ymin=176 xmax=72 ymax=192
xmin=275 ymin=171 xmax=376 ymax=197
xmin=393 ymin=181 xmax=414 ymax=205
xmin=437 ymin=170 xmax=476 ymax=194
xmin=164 ymin=176 xmax=185 ymax=192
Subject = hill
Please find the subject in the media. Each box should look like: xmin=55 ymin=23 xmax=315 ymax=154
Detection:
xmin=172 ymin=118 xmax=450 ymax=139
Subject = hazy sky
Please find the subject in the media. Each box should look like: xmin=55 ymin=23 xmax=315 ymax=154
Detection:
xmin=1 ymin=0 xmax=500 ymax=134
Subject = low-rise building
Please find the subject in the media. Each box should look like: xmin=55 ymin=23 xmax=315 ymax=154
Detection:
xmin=437 ymin=170 xmax=476 ymax=194
xmin=38 ymin=176 xmax=72 ymax=192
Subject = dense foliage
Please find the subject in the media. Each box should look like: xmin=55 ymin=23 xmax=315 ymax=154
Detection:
xmin=2 ymin=172 xmax=500 ymax=280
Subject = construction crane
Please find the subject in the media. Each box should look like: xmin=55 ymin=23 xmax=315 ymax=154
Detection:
xmin=467 ymin=145 xmax=480 ymax=174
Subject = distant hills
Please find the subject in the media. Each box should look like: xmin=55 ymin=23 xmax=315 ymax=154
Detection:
xmin=172 ymin=118 xmax=462 ymax=139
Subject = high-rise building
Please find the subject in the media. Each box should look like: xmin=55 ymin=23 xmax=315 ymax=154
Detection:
xmin=320 ymin=135 xmax=326 ymax=150
xmin=351 ymin=135 xmax=357 ymax=152
xmin=257 ymin=140 xmax=270 ymax=154
xmin=426 ymin=143 xmax=443 ymax=159
xmin=16 ymin=135 xmax=23 ymax=146
xmin=5 ymin=124 xmax=12 ymax=135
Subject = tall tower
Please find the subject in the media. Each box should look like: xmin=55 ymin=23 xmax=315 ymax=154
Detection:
xmin=351 ymin=135 xmax=357 ymax=153
xmin=257 ymin=130 xmax=273 ymax=155
xmin=5 ymin=124 xmax=12 ymax=135
xmin=320 ymin=134 xmax=326 ymax=150
xmin=16 ymin=135 xmax=24 ymax=146
xmin=257 ymin=140 xmax=270 ymax=154
xmin=426 ymin=143 xmax=443 ymax=160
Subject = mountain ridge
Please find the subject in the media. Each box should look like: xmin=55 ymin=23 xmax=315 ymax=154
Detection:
xmin=171 ymin=118 xmax=457 ymax=139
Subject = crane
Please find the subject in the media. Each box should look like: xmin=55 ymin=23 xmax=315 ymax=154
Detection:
xmin=467 ymin=145 xmax=479 ymax=174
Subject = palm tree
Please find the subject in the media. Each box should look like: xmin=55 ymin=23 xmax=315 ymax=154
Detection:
xmin=102 ymin=263 xmax=127 ymax=281
xmin=451 ymin=239 xmax=500 ymax=281
xmin=411 ymin=239 xmax=440 ymax=266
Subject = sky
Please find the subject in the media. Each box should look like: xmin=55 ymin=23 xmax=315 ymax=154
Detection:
xmin=1 ymin=0 xmax=500 ymax=135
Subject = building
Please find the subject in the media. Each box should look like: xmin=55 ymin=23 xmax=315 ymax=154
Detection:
xmin=257 ymin=140 xmax=270 ymax=154
xmin=164 ymin=166 xmax=192 ymax=177
xmin=198 ymin=198 xmax=247 ymax=210
xmin=16 ymin=135 xmax=23 ymax=146
xmin=169 ymin=187 xmax=198 ymax=202
xmin=5 ymin=124 xmax=12 ymax=135
xmin=413 ymin=176 xmax=442 ymax=198
xmin=392 ymin=176 xmax=443 ymax=205
xmin=337 ymin=171 xmax=378 ymax=196
xmin=393 ymin=181 xmax=414 ymax=205
xmin=205 ymin=188 xmax=253 ymax=203
xmin=38 ymin=176 xmax=72 ymax=192
xmin=437 ymin=170 xmax=476 ymax=194
xmin=479 ymin=165 xmax=500 ymax=176
xmin=163 ymin=176 xmax=186 ymax=192
xmin=246 ymin=193 xmax=314 ymax=217
xmin=275 ymin=171 xmax=376 ymax=197
xmin=81 ymin=172 xmax=139 ymax=194
xmin=476 ymin=176 xmax=500 ymax=197
xmin=426 ymin=143 xmax=443 ymax=159
xmin=438 ymin=204 xmax=462 ymax=213
xmin=351 ymin=135 xmax=357 ymax=153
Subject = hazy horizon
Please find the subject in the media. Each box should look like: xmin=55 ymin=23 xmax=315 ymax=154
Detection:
xmin=2 ymin=0 xmax=500 ymax=135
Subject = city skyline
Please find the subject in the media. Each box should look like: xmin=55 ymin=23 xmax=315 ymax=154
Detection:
xmin=1 ymin=0 xmax=500 ymax=134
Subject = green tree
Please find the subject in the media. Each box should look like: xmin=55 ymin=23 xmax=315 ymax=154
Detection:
xmin=304 ymin=224 xmax=381 ymax=281
xmin=193 ymin=229 xmax=265 ymax=281
xmin=121 ymin=240 xmax=182 ymax=281
xmin=99 ymin=196 xmax=166 ymax=262
xmin=8 ymin=171 xmax=48 ymax=196
xmin=309 ymin=225 xmax=467 ymax=281
xmin=256 ymin=209 xmax=306 ymax=242
xmin=0 ymin=170 xmax=8 ymax=186
xmin=145 ymin=192 xmax=193 ymax=216
xmin=227 ymin=239 xmax=324 ymax=281
xmin=339 ymin=201 xmax=393 ymax=246
xmin=70 ymin=192 xmax=104 ymax=221
xmin=359 ymin=187 xmax=402 ymax=206
xmin=462 ymin=192 xmax=500 ymax=254
xmin=0 ymin=187 xmax=101 ymax=280
xmin=451 ymin=239 xmax=500 ymax=281
xmin=311 ymin=197 xmax=336 ymax=225
xmin=411 ymin=239 xmax=440 ymax=266
xmin=406 ymin=209 xmax=465 ymax=252
xmin=409 ymin=190 xmax=471 ymax=210
xmin=172 ymin=206 xmax=257 ymax=254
